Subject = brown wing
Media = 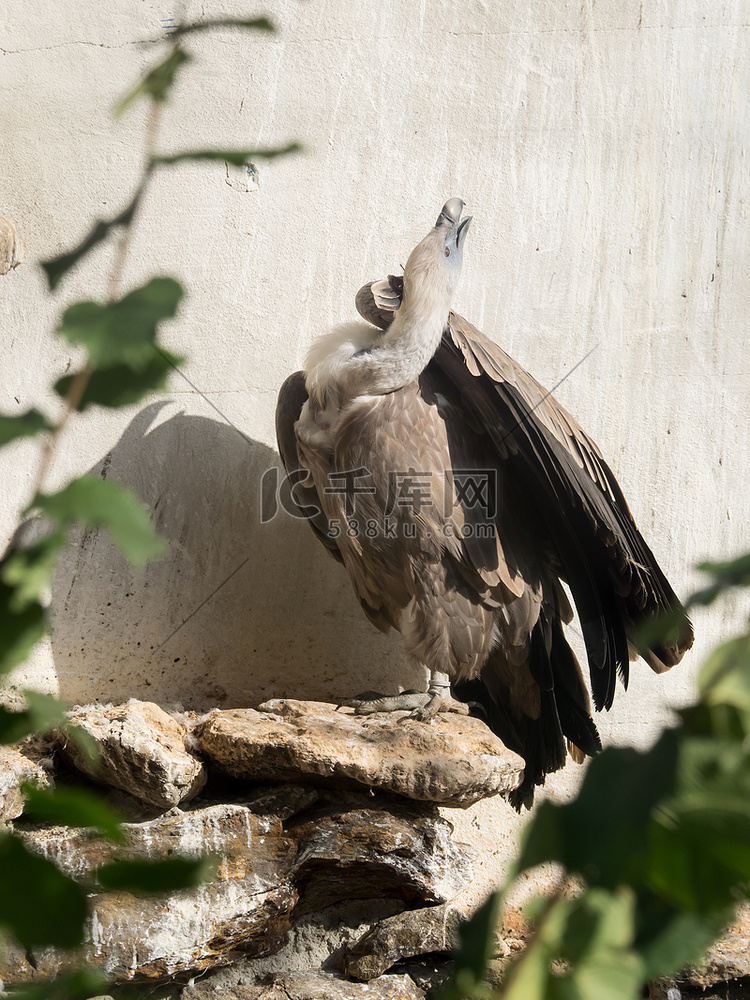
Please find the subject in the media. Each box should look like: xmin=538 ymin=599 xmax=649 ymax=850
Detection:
xmin=275 ymin=372 xmax=344 ymax=565
xmin=329 ymin=367 xmax=604 ymax=801
xmin=276 ymin=372 xmax=402 ymax=631
xmin=447 ymin=313 xmax=616 ymax=498
xmin=435 ymin=313 xmax=693 ymax=710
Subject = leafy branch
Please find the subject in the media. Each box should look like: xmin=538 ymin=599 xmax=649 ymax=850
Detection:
xmin=0 ymin=12 xmax=299 ymax=990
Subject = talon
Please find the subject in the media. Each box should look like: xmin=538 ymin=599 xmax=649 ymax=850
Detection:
xmin=352 ymin=692 xmax=431 ymax=715
xmin=338 ymin=673 xmax=468 ymax=721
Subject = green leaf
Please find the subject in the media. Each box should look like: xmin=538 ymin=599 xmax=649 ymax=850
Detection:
xmin=0 ymin=582 xmax=46 ymax=675
xmin=0 ymin=832 xmax=88 ymax=948
xmin=0 ymin=690 xmax=68 ymax=744
xmin=690 ymin=551 xmax=750 ymax=607
xmin=41 ymin=187 xmax=143 ymax=291
xmin=96 ymin=855 xmax=215 ymax=893
xmin=699 ymin=634 xmax=750 ymax=711
xmin=437 ymin=891 xmax=502 ymax=1000
xmin=635 ymin=900 xmax=732 ymax=979
xmin=171 ymin=16 xmax=275 ymax=36
xmin=29 ymin=477 xmax=166 ymax=566
xmin=504 ymin=890 xmax=643 ymax=1000
xmin=519 ymin=735 xmax=679 ymax=889
xmin=55 ymin=348 xmax=184 ymax=411
xmin=500 ymin=895 xmax=568 ymax=1000
xmin=633 ymin=608 xmax=689 ymax=657
xmin=678 ymin=701 xmax=746 ymax=742
xmin=700 ymin=551 xmax=750 ymax=583
xmin=645 ymin=737 xmax=750 ymax=912
xmin=1 ymin=531 xmax=67 ymax=609
xmin=456 ymin=891 xmax=503 ymax=978
xmin=0 ymin=409 xmax=54 ymax=447
xmin=58 ymin=720 xmax=100 ymax=767
xmin=152 ymin=141 xmax=302 ymax=166
xmin=22 ymin=784 xmax=125 ymax=842
xmin=6 ymin=969 xmax=109 ymax=1000
xmin=56 ymin=277 xmax=183 ymax=369
xmin=500 ymin=933 xmax=550 ymax=1000
xmin=570 ymin=952 xmax=643 ymax=1000
xmin=564 ymin=888 xmax=635 ymax=958
xmin=116 ymin=47 xmax=191 ymax=115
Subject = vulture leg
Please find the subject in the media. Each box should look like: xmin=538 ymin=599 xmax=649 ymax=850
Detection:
xmin=342 ymin=671 xmax=470 ymax=719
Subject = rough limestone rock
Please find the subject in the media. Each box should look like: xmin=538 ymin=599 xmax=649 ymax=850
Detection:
xmin=389 ymin=958 xmax=455 ymax=996
xmin=288 ymin=799 xmax=474 ymax=913
xmin=189 ymin=897 xmax=415 ymax=996
xmin=3 ymin=803 xmax=298 ymax=982
xmin=344 ymin=903 xmax=464 ymax=981
xmin=687 ymin=903 xmax=750 ymax=988
xmin=1 ymin=789 xmax=473 ymax=985
xmin=196 ymin=700 xmax=523 ymax=806
xmin=184 ymin=972 xmax=425 ymax=1000
xmin=7 ymin=689 xmax=750 ymax=997
xmin=55 ymin=701 xmax=207 ymax=809
xmin=0 ymin=745 xmax=51 ymax=822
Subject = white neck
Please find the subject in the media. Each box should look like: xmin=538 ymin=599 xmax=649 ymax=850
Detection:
xmin=304 ymin=288 xmax=450 ymax=413
xmin=361 ymin=290 xmax=448 ymax=393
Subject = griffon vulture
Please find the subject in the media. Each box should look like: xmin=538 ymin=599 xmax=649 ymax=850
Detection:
xmin=276 ymin=199 xmax=693 ymax=807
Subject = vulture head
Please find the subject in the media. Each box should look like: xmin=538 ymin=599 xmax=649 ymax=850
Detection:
xmin=399 ymin=197 xmax=472 ymax=320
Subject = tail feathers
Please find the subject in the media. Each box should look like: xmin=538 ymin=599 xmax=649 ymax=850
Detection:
xmin=627 ymin=604 xmax=695 ymax=675
xmin=453 ymin=615 xmax=601 ymax=810
xmin=452 ymin=676 xmax=564 ymax=810
xmin=563 ymin=552 xmax=629 ymax=712
xmin=548 ymin=617 xmax=602 ymax=759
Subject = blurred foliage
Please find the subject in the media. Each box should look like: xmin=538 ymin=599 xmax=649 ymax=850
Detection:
xmin=41 ymin=189 xmax=144 ymax=292
xmin=21 ymin=783 xmax=127 ymax=843
xmin=8 ymin=971 xmax=111 ymax=1000
xmin=0 ymin=831 xmax=89 ymax=950
xmin=30 ymin=478 xmax=168 ymax=566
xmin=0 ymin=690 xmax=68 ymax=744
xmin=96 ymin=855 xmax=218 ymax=894
xmin=0 ymin=11 xmax=298 ymax=999
xmin=443 ymin=556 xmax=750 ymax=999
xmin=0 ymin=410 xmax=55 ymax=446
xmin=152 ymin=142 xmax=302 ymax=166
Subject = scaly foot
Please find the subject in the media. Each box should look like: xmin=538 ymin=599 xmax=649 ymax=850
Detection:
xmin=340 ymin=672 xmax=469 ymax=721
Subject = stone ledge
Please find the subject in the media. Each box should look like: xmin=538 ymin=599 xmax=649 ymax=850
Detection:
xmin=55 ymin=701 xmax=207 ymax=809
xmin=196 ymin=699 xmax=523 ymax=807
xmin=3 ymin=697 xmax=749 ymax=997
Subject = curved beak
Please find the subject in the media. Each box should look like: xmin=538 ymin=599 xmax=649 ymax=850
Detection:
xmin=436 ymin=197 xmax=465 ymax=226
xmin=456 ymin=214 xmax=472 ymax=249
xmin=436 ymin=198 xmax=472 ymax=248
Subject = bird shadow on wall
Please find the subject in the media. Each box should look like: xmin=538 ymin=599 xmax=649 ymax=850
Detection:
xmin=49 ymin=401 xmax=410 ymax=711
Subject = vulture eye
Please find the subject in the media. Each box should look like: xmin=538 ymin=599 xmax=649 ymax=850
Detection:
xmin=444 ymin=247 xmax=450 ymax=257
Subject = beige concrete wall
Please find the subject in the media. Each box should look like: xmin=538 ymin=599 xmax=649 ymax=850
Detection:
xmin=1 ymin=0 xmax=748 ymax=902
